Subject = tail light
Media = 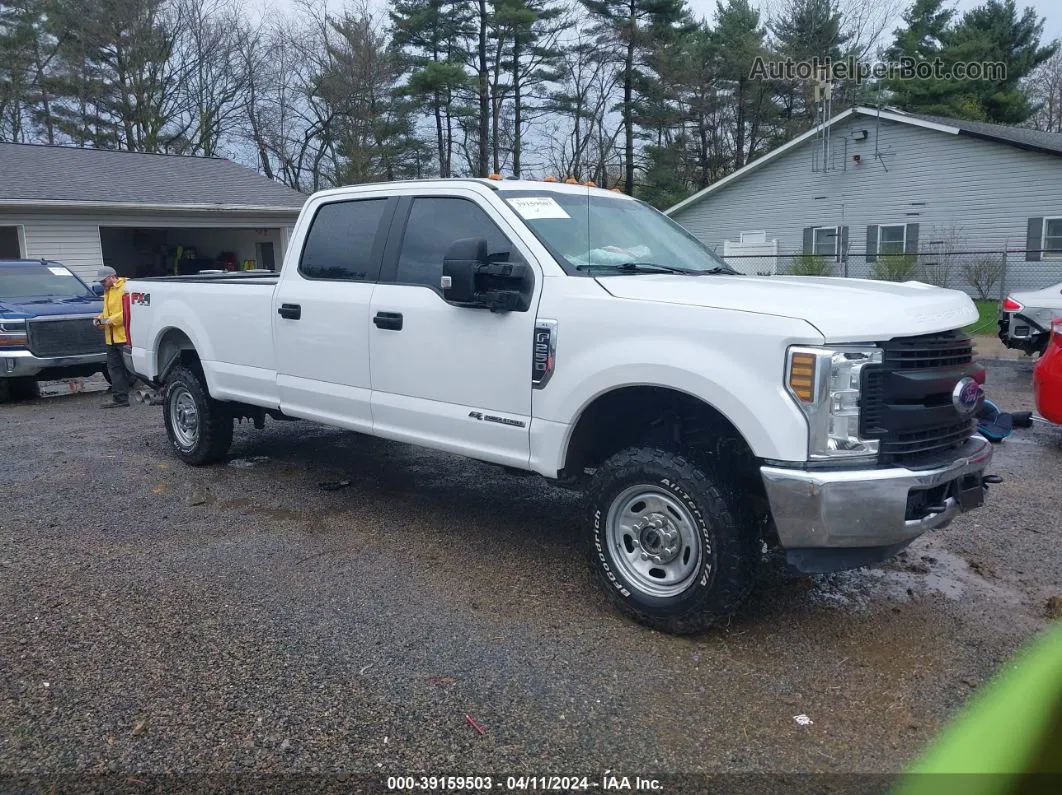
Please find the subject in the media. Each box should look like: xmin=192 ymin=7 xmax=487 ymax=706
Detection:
xmin=122 ymin=292 xmax=132 ymax=346
xmin=1002 ymin=296 xmax=1023 ymax=312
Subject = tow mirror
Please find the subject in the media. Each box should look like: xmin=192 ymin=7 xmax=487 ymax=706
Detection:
xmin=441 ymin=237 xmax=533 ymax=313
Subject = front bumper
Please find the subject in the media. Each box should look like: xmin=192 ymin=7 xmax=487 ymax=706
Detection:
xmin=1 ymin=349 xmax=107 ymax=379
xmin=760 ymin=435 xmax=993 ymax=567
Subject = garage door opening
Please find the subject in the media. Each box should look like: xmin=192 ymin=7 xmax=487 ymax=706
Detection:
xmin=0 ymin=226 xmax=23 ymax=258
xmin=99 ymin=227 xmax=284 ymax=278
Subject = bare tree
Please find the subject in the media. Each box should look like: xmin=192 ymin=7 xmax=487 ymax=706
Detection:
xmin=542 ymin=23 xmax=622 ymax=182
xmin=1026 ymin=46 xmax=1062 ymax=133
xmin=919 ymin=223 xmax=968 ymax=289
xmin=176 ymin=0 xmax=252 ymax=156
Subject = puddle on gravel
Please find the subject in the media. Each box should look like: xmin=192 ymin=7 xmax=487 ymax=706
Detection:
xmin=807 ymin=543 xmax=1022 ymax=610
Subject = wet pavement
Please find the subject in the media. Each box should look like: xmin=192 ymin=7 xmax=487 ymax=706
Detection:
xmin=1 ymin=359 xmax=1060 ymax=791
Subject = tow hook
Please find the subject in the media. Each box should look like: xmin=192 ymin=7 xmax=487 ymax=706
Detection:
xmin=982 ymin=474 xmax=1004 ymax=487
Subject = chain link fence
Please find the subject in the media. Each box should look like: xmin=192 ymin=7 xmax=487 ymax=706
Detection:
xmin=719 ymin=250 xmax=1062 ymax=307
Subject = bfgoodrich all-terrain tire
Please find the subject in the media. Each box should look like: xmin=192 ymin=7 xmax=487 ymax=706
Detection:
xmin=586 ymin=446 xmax=761 ymax=634
xmin=162 ymin=365 xmax=233 ymax=465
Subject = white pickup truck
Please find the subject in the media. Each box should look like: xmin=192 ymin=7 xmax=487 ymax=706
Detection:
xmin=123 ymin=178 xmax=996 ymax=634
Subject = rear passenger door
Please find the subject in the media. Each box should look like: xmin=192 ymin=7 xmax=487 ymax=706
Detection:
xmin=273 ymin=196 xmax=398 ymax=431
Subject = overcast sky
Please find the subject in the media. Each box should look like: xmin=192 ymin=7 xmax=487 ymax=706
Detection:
xmin=252 ymin=0 xmax=1061 ymax=44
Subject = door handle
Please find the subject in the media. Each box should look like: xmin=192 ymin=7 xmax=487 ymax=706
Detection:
xmin=278 ymin=303 xmax=301 ymax=320
xmin=373 ymin=311 xmax=403 ymax=331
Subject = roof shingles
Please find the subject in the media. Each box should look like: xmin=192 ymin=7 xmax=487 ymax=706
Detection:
xmin=898 ymin=110 xmax=1062 ymax=156
xmin=0 ymin=143 xmax=308 ymax=209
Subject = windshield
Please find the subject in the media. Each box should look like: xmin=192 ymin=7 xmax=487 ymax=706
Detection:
xmin=501 ymin=190 xmax=736 ymax=274
xmin=0 ymin=263 xmax=95 ymax=301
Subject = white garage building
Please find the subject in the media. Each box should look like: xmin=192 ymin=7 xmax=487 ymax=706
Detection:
xmin=0 ymin=143 xmax=307 ymax=282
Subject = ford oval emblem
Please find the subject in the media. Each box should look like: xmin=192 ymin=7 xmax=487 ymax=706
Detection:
xmin=952 ymin=376 xmax=983 ymax=416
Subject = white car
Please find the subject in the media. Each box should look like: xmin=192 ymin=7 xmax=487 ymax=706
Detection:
xmin=119 ymin=178 xmax=996 ymax=634
xmin=999 ymin=281 xmax=1062 ymax=355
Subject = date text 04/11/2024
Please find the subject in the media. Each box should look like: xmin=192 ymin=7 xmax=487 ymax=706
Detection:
xmin=385 ymin=775 xmax=664 ymax=791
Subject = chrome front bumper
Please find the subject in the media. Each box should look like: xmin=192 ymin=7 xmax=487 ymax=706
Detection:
xmin=760 ymin=435 xmax=993 ymax=551
xmin=1 ymin=349 xmax=107 ymax=378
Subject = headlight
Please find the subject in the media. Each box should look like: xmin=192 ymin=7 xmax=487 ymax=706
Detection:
xmin=786 ymin=345 xmax=883 ymax=460
xmin=0 ymin=319 xmax=28 ymax=348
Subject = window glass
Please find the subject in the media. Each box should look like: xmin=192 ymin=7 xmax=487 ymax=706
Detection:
xmin=501 ymin=191 xmax=733 ymax=273
xmin=813 ymin=227 xmax=836 ymax=257
xmin=0 ymin=263 xmax=94 ymax=300
xmin=299 ymin=199 xmax=388 ymax=281
xmin=1044 ymin=218 xmax=1062 ymax=258
xmin=878 ymin=225 xmax=906 ymax=255
xmin=396 ymin=198 xmax=515 ymax=287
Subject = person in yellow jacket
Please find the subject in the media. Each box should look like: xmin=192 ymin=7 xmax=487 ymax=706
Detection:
xmin=93 ymin=266 xmax=132 ymax=407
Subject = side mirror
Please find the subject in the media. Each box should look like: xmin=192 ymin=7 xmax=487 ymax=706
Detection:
xmin=91 ymin=283 xmax=104 ymax=296
xmin=441 ymin=237 xmax=533 ymax=313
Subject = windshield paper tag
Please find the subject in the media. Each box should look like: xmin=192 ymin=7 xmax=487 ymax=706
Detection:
xmin=508 ymin=196 xmax=570 ymax=220
xmin=48 ymin=267 xmax=74 ymax=276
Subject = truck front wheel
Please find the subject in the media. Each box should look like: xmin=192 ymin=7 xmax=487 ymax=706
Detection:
xmin=163 ymin=365 xmax=233 ymax=465
xmin=585 ymin=447 xmax=760 ymax=634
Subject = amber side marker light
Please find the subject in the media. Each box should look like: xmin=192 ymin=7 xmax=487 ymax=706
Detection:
xmin=789 ymin=352 xmax=817 ymax=402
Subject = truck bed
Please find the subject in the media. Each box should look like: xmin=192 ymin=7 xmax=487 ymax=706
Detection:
xmin=125 ymin=274 xmax=279 ymax=405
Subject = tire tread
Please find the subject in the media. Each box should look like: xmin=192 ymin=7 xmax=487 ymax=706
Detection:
xmin=163 ymin=365 xmax=233 ymax=465
xmin=585 ymin=446 xmax=761 ymax=635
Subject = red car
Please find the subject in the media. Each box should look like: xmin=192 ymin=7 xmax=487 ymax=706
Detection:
xmin=1033 ymin=317 xmax=1062 ymax=424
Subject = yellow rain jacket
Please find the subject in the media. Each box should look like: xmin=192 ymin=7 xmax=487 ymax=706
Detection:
xmin=97 ymin=276 xmax=129 ymax=345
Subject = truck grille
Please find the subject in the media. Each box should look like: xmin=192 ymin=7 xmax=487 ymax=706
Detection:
xmin=27 ymin=317 xmax=106 ymax=358
xmin=861 ymin=331 xmax=979 ymax=466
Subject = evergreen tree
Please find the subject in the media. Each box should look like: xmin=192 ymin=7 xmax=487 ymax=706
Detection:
xmin=390 ymin=0 xmax=473 ymax=177
xmin=771 ymin=0 xmax=851 ymax=133
xmin=580 ymin=0 xmax=693 ymax=195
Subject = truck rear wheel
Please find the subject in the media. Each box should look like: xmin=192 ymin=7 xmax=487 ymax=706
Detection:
xmin=163 ymin=365 xmax=233 ymax=465
xmin=585 ymin=447 xmax=760 ymax=634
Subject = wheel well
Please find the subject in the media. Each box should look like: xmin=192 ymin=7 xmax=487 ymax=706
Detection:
xmin=156 ymin=328 xmax=202 ymax=382
xmin=563 ymin=386 xmax=764 ymax=494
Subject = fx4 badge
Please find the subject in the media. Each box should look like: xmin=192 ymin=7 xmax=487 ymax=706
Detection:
xmin=468 ymin=411 xmax=526 ymax=428
xmin=129 ymin=292 xmax=151 ymax=306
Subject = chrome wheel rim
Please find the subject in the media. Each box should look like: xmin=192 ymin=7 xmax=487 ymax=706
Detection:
xmin=605 ymin=484 xmax=703 ymax=598
xmin=169 ymin=386 xmax=200 ymax=449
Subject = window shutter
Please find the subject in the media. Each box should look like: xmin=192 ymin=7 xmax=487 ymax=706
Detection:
xmin=1027 ymin=217 xmax=1043 ymax=261
xmin=839 ymin=225 xmax=848 ymax=261
xmin=802 ymin=227 xmax=814 ymax=254
xmin=905 ymin=223 xmax=919 ymax=255
xmin=866 ymin=225 xmax=878 ymax=262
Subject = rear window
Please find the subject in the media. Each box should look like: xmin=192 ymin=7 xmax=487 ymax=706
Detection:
xmin=0 ymin=263 xmax=94 ymax=300
xmin=299 ymin=199 xmax=389 ymax=281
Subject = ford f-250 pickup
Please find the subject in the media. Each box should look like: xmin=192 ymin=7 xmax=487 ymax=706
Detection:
xmin=121 ymin=178 xmax=997 ymax=634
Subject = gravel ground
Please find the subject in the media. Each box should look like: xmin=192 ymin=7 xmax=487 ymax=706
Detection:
xmin=1 ymin=360 xmax=1060 ymax=793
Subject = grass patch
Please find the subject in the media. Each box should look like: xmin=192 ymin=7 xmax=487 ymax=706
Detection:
xmin=965 ymin=299 xmax=999 ymax=335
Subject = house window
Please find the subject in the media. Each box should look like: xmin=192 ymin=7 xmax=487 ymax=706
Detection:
xmin=813 ymin=226 xmax=838 ymax=257
xmin=878 ymin=225 xmax=907 ymax=256
xmin=1044 ymin=218 xmax=1062 ymax=259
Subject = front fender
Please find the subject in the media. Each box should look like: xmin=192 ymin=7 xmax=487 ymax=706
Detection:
xmin=556 ymin=355 xmax=810 ymax=463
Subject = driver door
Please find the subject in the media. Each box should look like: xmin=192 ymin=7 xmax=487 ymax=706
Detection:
xmin=368 ymin=192 xmax=542 ymax=468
